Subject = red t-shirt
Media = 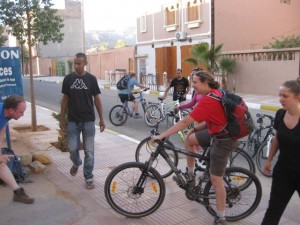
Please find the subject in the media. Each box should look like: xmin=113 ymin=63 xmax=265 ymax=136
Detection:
xmin=189 ymin=89 xmax=226 ymax=134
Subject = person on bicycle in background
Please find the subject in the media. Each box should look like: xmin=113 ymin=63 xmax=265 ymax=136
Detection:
xmin=261 ymin=78 xmax=300 ymax=225
xmin=152 ymin=70 xmax=237 ymax=225
xmin=118 ymin=73 xmax=149 ymax=119
xmin=162 ymin=68 xmax=190 ymax=102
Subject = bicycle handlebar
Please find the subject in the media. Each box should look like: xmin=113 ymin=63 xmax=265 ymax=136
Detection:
xmin=256 ymin=113 xmax=274 ymax=121
xmin=132 ymin=88 xmax=149 ymax=94
xmin=256 ymin=113 xmax=275 ymax=126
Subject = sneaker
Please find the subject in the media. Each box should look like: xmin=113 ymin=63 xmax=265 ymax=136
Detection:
xmin=86 ymin=180 xmax=95 ymax=189
xmin=70 ymin=165 xmax=79 ymax=176
xmin=13 ymin=187 xmax=35 ymax=204
xmin=133 ymin=113 xmax=141 ymax=119
xmin=213 ymin=217 xmax=226 ymax=225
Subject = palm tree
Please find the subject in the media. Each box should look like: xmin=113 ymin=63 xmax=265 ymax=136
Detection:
xmin=184 ymin=43 xmax=223 ymax=73
xmin=219 ymin=57 xmax=236 ymax=91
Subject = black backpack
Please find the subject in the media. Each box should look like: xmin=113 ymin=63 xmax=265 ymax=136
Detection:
xmin=1 ymin=147 xmax=28 ymax=183
xmin=116 ymin=75 xmax=130 ymax=90
xmin=208 ymin=90 xmax=254 ymax=140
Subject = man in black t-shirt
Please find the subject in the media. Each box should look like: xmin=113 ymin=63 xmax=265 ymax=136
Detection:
xmin=163 ymin=68 xmax=190 ymax=102
xmin=60 ymin=53 xmax=105 ymax=190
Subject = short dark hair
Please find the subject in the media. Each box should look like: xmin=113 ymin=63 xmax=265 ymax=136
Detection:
xmin=3 ymin=95 xmax=25 ymax=109
xmin=176 ymin=68 xmax=182 ymax=72
xmin=75 ymin=53 xmax=87 ymax=63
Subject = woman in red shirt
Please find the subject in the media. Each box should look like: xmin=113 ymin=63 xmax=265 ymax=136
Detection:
xmin=152 ymin=70 xmax=237 ymax=225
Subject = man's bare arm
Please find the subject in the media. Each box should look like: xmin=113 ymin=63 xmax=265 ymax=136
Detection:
xmin=94 ymin=94 xmax=105 ymax=132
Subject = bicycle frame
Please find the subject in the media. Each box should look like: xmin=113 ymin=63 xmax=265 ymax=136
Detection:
xmin=240 ymin=113 xmax=274 ymax=157
xmin=141 ymin=137 xmax=249 ymax=207
xmin=120 ymin=90 xmax=148 ymax=116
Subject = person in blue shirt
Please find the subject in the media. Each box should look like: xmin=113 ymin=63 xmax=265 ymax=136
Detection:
xmin=0 ymin=95 xmax=35 ymax=204
xmin=118 ymin=73 xmax=148 ymax=118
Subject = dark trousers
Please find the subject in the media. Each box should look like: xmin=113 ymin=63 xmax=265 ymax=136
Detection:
xmin=261 ymin=164 xmax=300 ymax=225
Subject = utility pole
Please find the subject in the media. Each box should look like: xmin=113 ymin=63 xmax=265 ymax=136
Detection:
xmin=211 ymin=0 xmax=215 ymax=72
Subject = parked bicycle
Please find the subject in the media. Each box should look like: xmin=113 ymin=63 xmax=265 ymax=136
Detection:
xmin=104 ymin=130 xmax=262 ymax=221
xmin=144 ymin=96 xmax=190 ymax=127
xmin=239 ymin=113 xmax=278 ymax=177
xmin=109 ymin=88 xmax=149 ymax=126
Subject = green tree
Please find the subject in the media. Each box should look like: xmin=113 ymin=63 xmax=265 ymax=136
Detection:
xmin=184 ymin=43 xmax=236 ymax=91
xmin=219 ymin=57 xmax=236 ymax=91
xmin=0 ymin=0 xmax=64 ymax=131
xmin=263 ymin=35 xmax=300 ymax=49
xmin=184 ymin=42 xmax=223 ymax=72
xmin=98 ymin=43 xmax=109 ymax=51
xmin=114 ymin=39 xmax=127 ymax=49
xmin=0 ymin=25 xmax=8 ymax=46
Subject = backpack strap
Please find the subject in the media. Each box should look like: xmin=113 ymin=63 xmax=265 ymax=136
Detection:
xmin=207 ymin=92 xmax=229 ymax=138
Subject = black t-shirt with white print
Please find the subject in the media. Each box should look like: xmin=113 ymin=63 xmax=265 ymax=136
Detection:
xmin=62 ymin=72 xmax=101 ymax=123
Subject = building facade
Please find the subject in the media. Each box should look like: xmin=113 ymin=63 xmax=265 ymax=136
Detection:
xmin=136 ymin=0 xmax=300 ymax=85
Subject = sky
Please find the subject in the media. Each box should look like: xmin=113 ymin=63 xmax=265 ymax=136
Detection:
xmin=53 ymin=0 xmax=163 ymax=31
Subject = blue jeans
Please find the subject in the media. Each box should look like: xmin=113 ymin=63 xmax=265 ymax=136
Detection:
xmin=67 ymin=121 xmax=95 ymax=181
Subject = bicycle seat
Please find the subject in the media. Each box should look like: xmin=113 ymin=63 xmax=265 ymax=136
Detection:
xmin=158 ymin=97 xmax=165 ymax=101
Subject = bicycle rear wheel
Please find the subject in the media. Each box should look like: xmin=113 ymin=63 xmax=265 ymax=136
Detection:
xmin=203 ymin=167 xmax=262 ymax=222
xmin=104 ymin=162 xmax=166 ymax=218
xmin=144 ymin=104 xmax=162 ymax=127
xmin=135 ymin=137 xmax=179 ymax=178
xmin=109 ymin=105 xmax=128 ymax=126
xmin=256 ymin=140 xmax=278 ymax=177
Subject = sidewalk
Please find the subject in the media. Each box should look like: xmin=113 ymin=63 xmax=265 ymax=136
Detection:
xmin=1 ymin=76 xmax=298 ymax=225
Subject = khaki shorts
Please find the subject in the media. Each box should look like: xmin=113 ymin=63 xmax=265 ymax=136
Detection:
xmin=195 ymin=129 xmax=237 ymax=176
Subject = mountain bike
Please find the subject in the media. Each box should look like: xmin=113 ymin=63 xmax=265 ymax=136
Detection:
xmin=109 ymin=89 xmax=149 ymax=126
xmin=239 ymin=113 xmax=278 ymax=177
xmin=104 ymin=130 xmax=262 ymax=221
xmin=135 ymin=136 xmax=255 ymax=178
xmin=144 ymin=97 xmax=190 ymax=127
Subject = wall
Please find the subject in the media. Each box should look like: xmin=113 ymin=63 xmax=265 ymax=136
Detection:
xmin=33 ymin=46 xmax=300 ymax=96
xmin=224 ymin=48 xmax=300 ymax=95
xmin=215 ymin=0 xmax=300 ymax=51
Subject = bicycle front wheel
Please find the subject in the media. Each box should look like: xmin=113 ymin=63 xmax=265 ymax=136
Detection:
xmin=256 ymin=140 xmax=279 ymax=177
xmin=229 ymin=148 xmax=256 ymax=174
xmin=203 ymin=167 xmax=262 ymax=222
xmin=135 ymin=137 xmax=179 ymax=178
xmin=109 ymin=105 xmax=128 ymax=126
xmin=104 ymin=162 xmax=166 ymax=218
xmin=144 ymin=104 xmax=162 ymax=127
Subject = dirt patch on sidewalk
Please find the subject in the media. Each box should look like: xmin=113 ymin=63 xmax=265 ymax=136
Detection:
xmin=6 ymin=124 xmax=50 ymax=155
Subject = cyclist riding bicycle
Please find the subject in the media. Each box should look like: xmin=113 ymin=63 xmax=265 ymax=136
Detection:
xmin=118 ymin=73 xmax=148 ymax=119
xmin=152 ymin=70 xmax=238 ymax=225
xmin=162 ymin=68 xmax=190 ymax=102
